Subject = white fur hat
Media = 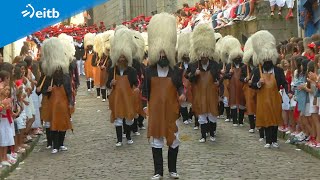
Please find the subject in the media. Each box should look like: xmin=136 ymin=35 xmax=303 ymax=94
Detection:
xmin=177 ymin=32 xmax=191 ymax=62
xmin=219 ymin=35 xmax=243 ymax=63
xmin=141 ymin=32 xmax=148 ymax=52
xmin=58 ymin=33 xmax=76 ymax=62
xmin=110 ymin=28 xmax=134 ymax=67
xmin=251 ymin=30 xmax=278 ymax=65
xmin=215 ymin=37 xmax=224 ymax=61
xmin=101 ymin=30 xmax=114 ymax=51
xmin=41 ymin=37 xmax=69 ymax=76
xmin=94 ymin=33 xmax=104 ymax=58
xmin=114 ymin=25 xmax=128 ymax=35
xmin=131 ymin=30 xmax=145 ymax=62
xmin=190 ymin=24 xmax=216 ymax=62
xmin=84 ymin=33 xmax=95 ymax=47
xmin=214 ymin=33 xmax=222 ymax=42
xmin=243 ymin=37 xmax=253 ymax=65
xmin=148 ymin=12 xmax=177 ymax=67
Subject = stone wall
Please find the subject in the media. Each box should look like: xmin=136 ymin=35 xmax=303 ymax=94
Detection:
xmin=93 ymin=0 xmax=199 ymax=28
xmin=216 ymin=2 xmax=298 ymax=43
xmin=93 ymin=0 xmax=122 ymax=28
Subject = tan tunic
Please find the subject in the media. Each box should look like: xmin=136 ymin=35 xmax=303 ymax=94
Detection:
xmin=108 ymin=75 xmax=135 ymax=122
xmin=243 ymin=84 xmax=257 ymax=115
xmin=83 ymin=52 xmax=94 ymax=79
xmin=148 ymin=77 xmax=179 ymax=146
xmin=49 ymin=86 xmax=72 ymax=131
xmin=192 ymin=71 xmax=219 ymax=116
xmin=256 ymin=73 xmax=283 ymax=127
xmin=229 ymin=68 xmax=245 ymax=107
xmin=40 ymin=95 xmax=50 ymax=122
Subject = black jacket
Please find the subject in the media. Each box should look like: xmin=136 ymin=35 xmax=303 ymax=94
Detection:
xmin=132 ymin=59 xmax=142 ymax=79
xmin=36 ymin=75 xmax=52 ymax=96
xmin=224 ymin=62 xmax=244 ymax=80
xmin=106 ymin=66 xmax=138 ymax=89
xmin=240 ymin=64 xmax=256 ymax=84
xmin=186 ymin=60 xmax=220 ymax=83
xmin=74 ymin=43 xmax=84 ymax=60
xmin=69 ymin=60 xmax=80 ymax=89
xmin=142 ymin=65 xmax=184 ymax=108
xmin=251 ymin=65 xmax=288 ymax=93
xmin=89 ymin=52 xmax=98 ymax=67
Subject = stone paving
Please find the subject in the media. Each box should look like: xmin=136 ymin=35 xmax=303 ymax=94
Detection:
xmin=6 ymin=77 xmax=320 ymax=180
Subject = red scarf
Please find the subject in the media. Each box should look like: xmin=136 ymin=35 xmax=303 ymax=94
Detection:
xmin=2 ymin=109 xmax=12 ymax=124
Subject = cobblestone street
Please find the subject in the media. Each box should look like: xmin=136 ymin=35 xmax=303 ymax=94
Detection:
xmin=6 ymin=78 xmax=320 ymax=180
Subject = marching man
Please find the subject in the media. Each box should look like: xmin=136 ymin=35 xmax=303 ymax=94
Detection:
xmin=142 ymin=13 xmax=185 ymax=179
xmin=240 ymin=37 xmax=257 ymax=133
xmin=176 ymin=32 xmax=194 ymax=125
xmin=83 ymin=33 xmax=96 ymax=92
xmin=251 ymin=30 xmax=287 ymax=148
xmin=222 ymin=36 xmax=246 ymax=127
xmin=107 ymin=28 xmax=138 ymax=147
xmin=187 ymin=24 xmax=220 ymax=143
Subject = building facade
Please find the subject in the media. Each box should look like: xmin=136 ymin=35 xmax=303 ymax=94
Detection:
xmin=93 ymin=0 xmax=198 ymax=28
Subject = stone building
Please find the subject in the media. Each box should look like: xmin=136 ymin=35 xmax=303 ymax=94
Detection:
xmin=92 ymin=0 xmax=198 ymax=28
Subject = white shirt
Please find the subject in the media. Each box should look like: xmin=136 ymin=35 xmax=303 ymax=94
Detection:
xmin=263 ymin=68 xmax=275 ymax=74
xmin=157 ymin=64 xmax=169 ymax=77
xmin=201 ymin=61 xmax=209 ymax=71
xmin=120 ymin=68 xmax=125 ymax=76
xmin=184 ymin=62 xmax=189 ymax=70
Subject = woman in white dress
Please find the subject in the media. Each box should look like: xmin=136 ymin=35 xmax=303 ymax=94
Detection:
xmin=0 ymin=71 xmax=15 ymax=166
xmin=30 ymin=62 xmax=42 ymax=134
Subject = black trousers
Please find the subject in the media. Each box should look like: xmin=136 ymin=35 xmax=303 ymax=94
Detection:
xmin=180 ymin=107 xmax=189 ymax=122
xmin=46 ymin=128 xmax=52 ymax=147
xmin=51 ymin=131 xmax=66 ymax=150
xmin=152 ymin=146 xmax=179 ymax=176
xmin=265 ymin=126 xmax=278 ymax=144
xmin=248 ymin=115 xmax=255 ymax=129
xmin=225 ymin=107 xmax=231 ymax=119
xmin=218 ymin=101 xmax=224 ymax=116
xmin=189 ymin=108 xmax=199 ymax=127
xmin=259 ymin=127 xmax=265 ymax=138
xmin=137 ymin=115 xmax=144 ymax=128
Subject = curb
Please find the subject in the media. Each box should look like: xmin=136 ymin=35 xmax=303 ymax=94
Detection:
xmin=277 ymin=131 xmax=320 ymax=159
xmin=0 ymin=135 xmax=41 ymax=180
xmin=237 ymin=116 xmax=320 ymax=159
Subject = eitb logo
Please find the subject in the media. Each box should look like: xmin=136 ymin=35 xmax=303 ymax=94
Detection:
xmin=21 ymin=4 xmax=60 ymax=18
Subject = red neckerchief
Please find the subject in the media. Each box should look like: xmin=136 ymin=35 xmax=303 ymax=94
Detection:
xmin=2 ymin=109 xmax=13 ymax=124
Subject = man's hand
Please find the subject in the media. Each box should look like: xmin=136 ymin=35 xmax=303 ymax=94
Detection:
xmin=259 ymin=78 xmax=265 ymax=85
xmin=36 ymin=87 xmax=41 ymax=93
xmin=111 ymin=79 xmax=117 ymax=86
xmin=179 ymin=94 xmax=186 ymax=102
xmin=195 ymin=69 xmax=201 ymax=76
xmin=47 ymin=86 xmax=53 ymax=92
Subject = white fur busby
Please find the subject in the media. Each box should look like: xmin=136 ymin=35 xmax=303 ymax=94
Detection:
xmin=84 ymin=33 xmax=95 ymax=48
xmin=114 ymin=25 xmax=128 ymax=35
xmin=141 ymin=32 xmax=148 ymax=52
xmin=131 ymin=30 xmax=145 ymax=62
xmin=58 ymin=33 xmax=76 ymax=62
xmin=148 ymin=12 xmax=177 ymax=67
xmin=102 ymin=30 xmax=114 ymax=52
xmin=110 ymin=28 xmax=134 ymax=67
xmin=251 ymin=30 xmax=278 ymax=65
xmin=214 ymin=36 xmax=224 ymax=61
xmin=243 ymin=37 xmax=253 ymax=65
xmin=220 ymin=35 xmax=243 ymax=63
xmin=94 ymin=33 xmax=104 ymax=58
xmin=41 ymin=37 xmax=69 ymax=76
xmin=214 ymin=33 xmax=222 ymax=42
xmin=190 ymin=24 xmax=216 ymax=62
xmin=177 ymin=32 xmax=191 ymax=62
